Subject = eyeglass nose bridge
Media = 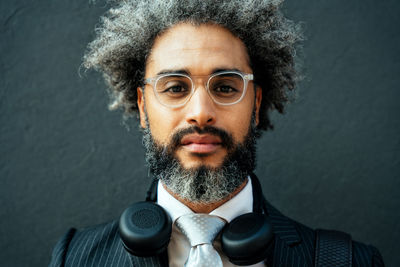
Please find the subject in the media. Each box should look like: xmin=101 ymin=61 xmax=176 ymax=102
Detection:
xmin=187 ymin=75 xmax=215 ymax=103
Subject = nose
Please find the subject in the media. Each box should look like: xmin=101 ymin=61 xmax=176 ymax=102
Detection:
xmin=185 ymin=85 xmax=216 ymax=127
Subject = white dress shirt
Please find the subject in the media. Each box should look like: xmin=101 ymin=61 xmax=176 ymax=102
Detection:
xmin=157 ymin=178 xmax=266 ymax=267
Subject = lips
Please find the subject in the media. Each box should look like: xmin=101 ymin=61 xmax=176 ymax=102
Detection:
xmin=180 ymin=134 xmax=222 ymax=154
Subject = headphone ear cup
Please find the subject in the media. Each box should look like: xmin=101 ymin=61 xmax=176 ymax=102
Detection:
xmin=118 ymin=201 xmax=172 ymax=257
xmin=221 ymin=213 xmax=274 ymax=265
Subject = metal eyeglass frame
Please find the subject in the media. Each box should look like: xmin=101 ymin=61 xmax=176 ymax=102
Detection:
xmin=144 ymin=70 xmax=254 ymax=108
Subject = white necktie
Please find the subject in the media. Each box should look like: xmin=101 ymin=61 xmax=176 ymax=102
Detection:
xmin=175 ymin=214 xmax=226 ymax=267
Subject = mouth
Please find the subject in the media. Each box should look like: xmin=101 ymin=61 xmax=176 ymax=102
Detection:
xmin=180 ymin=134 xmax=222 ymax=154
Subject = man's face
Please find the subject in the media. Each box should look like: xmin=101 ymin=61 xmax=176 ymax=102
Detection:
xmin=138 ymin=23 xmax=261 ymax=170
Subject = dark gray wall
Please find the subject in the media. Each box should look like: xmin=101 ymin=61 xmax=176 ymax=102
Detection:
xmin=1 ymin=0 xmax=399 ymax=266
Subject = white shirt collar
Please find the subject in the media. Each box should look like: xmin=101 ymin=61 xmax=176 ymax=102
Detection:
xmin=157 ymin=177 xmax=253 ymax=223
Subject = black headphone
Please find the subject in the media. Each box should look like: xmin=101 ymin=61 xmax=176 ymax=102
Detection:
xmin=119 ymin=175 xmax=274 ymax=266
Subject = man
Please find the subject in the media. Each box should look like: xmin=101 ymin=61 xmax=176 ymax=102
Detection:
xmin=49 ymin=0 xmax=384 ymax=266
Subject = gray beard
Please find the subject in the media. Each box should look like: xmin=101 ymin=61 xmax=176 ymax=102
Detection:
xmin=142 ymin=116 xmax=258 ymax=204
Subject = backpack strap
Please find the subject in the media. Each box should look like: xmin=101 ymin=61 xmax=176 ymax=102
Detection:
xmin=315 ymin=229 xmax=353 ymax=267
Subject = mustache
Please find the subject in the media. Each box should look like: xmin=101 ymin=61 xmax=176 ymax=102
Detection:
xmin=169 ymin=125 xmax=234 ymax=151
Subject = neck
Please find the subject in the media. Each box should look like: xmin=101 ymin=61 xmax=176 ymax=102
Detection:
xmin=163 ymin=179 xmax=248 ymax=213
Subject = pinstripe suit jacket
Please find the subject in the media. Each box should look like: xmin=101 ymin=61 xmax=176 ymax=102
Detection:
xmin=49 ymin=199 xmax=384 ymax=267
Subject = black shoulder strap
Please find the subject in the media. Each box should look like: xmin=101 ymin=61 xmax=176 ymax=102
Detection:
xmin=315 ymin=229 xmax=353 ymax=267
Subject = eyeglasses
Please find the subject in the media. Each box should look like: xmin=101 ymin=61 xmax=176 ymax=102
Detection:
xmin=144 ymin=70 xmax=254 ymax=108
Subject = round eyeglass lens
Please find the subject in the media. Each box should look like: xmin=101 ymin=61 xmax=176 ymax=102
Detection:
xmin=156 ymin=75 xmax=192 ymax=106
xmin=208 ymin=73 xmax=245 ymax=104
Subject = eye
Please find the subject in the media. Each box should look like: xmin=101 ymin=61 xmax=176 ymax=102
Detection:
xmin=157 ymin=78 xmax=191 ymax=96
xmin=209 ymin=74 xmax=242 ymax=98
xmin=164 ymin=85 xmax=188 ymax=93
xmin=159 ymin=81 xmax=191 ymax=98
xmin=213 ymin=85 xmax=237 ymax=93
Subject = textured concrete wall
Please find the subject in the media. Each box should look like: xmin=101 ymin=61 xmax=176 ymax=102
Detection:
xmin=1 ymin=0 xmax=399 ymax=266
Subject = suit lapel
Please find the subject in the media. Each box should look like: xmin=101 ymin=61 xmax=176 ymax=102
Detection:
xmin=264 ymin=200 xmax=314 ymax=267
xmin=250 ymin=173 xmax=308 ymax=266
xmin=265 ymin=201 xmax=302 ymax=246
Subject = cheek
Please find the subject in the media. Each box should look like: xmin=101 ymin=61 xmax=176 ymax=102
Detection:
xmin=229 ymin=111 xmax=253 ymax=142
xmin=218 ymin=107 xmax=253 ymax=144
xmin=145 ymin=96 xmax=180 ymax=144
xmin=228 ymin=96 xmax=255 ymax=142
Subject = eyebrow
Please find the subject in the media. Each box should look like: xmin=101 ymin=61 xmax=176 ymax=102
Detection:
xmin=157 ymin=69 xmax=189 ymax=76
xmin=156 ymin=67 xmax=243 ymax=76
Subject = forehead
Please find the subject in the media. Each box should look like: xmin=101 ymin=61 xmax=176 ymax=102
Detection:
xmin=146 ymin=23 xmax=251 ymax=76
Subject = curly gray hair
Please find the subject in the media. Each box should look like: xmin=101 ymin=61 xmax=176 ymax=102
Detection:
xmin=83 ymin=0 xmax=303 ymax=131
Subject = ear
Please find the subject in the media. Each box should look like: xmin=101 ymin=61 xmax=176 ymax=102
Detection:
xmin=254 ymin=85 xmax=262 ymax=126
xmin=137 ymin=87 xmax=147 ymax=128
